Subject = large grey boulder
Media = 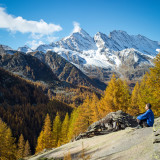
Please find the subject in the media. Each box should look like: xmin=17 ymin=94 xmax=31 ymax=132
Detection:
xmin=75 ymin=110 xmax=138 ymax=140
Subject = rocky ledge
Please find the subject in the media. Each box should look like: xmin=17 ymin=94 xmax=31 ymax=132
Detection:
xmin=27 ymin=112 xmax=160 ymax=160
xmin=75 ymin=110 xmax=138 ymax=141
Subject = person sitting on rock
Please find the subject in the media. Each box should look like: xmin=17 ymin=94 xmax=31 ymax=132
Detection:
xmin=136 ymin=103 xmax=154 ymax=129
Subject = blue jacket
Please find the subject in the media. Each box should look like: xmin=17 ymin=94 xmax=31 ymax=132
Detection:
xmin=137 ymin=109 xmax=154 ymax=127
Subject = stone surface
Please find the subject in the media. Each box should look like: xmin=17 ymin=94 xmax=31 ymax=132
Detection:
xmin=154 ymin=129 xmax=160 ymax=136
xmin=28 ymin=127 xmax=153 ymax=160
xmin=153 ymin=117 xmax=160 ymax=160
xmin=75 ymin=110 xmax=138 ymax=140
xmin=27 ymin=117 xmax=160 ymax=160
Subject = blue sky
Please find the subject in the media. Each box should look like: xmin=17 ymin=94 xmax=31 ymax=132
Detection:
xmin=0 ymin=0 xmax=160 ymax=49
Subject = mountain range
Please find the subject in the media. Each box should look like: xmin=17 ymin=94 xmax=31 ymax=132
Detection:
xmin=1 ymin=28 xmax=160 ymax=84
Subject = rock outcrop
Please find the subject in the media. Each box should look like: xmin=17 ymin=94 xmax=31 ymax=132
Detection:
xmin=153 ymin=118 xmax=160 ymax=160
xmin=75 ymin=110 xmax=138 ymax=140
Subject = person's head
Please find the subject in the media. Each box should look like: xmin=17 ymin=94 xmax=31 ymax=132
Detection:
xmin=145 ymin=103 xmax=151 ymax=110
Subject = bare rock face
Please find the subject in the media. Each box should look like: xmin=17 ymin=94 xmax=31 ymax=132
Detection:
xmin=75 ymin=110 xmax=138 ymax=141
xmin=153 ymin=118 xmax=160 ymax=160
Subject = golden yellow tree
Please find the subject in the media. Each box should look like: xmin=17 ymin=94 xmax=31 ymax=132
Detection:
xmin=17 ymin=134 xmax=25 ymax=159
xmin=137 ymin=53 xmax=160 ymax=116
xmin=67 ymin=109 xmax=79 ymax=140
xmin=52 ymin=112 xmax=61 ymax=147
xmin=36 ymin=114 xmax=53 ymax=153
xmin=36 ymin=130 xmax=44 ymax=153
xmin=73 ymin=96 xmax=93 ymax=136
xmin=0 ymin=119 xmax=16 ymax=160
xmin=128 ymin=82 xmax=140 ymax=115
xmin=90 ymin=93 xmax=100 ymax=122
xmin=23 ymin=140 xmax=31 ymax=157
xmin=99 ymin=74 xmax=130 ymax=118
xmin=60 ymin=113 xmax=70 ymax=145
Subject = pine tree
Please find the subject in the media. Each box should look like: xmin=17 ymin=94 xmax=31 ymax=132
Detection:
xmin=17 ymin=134 xmax=25 ymax=159
xmin=23 ymin=140 xmax=31 ymax=157
xmin=36 ymin=114 xmax=53 ymax=153
xmin=60 ymin=113 xmax=70 ymax=145
xmin=52 ymin=112 xmax=61 ymax=147
xmin=0 ymin=119 xmax=16 ymax=160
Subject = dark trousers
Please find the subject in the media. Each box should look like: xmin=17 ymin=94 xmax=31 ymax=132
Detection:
xmin=137 ymin=119 xmax=149 ymax=127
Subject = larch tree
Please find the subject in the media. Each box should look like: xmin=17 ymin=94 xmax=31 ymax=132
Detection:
xmin=36 ymin=130 xmax=44 ymax=153
xmin=17 ymin=134 xmax=25 ymax=159
xmin=73 ymin=96 xmax=93 ymax=136
xmin=36 ymin=114 xmax=53 ymax=153
xmin=0 ymin=118 xmax=16 ymax=160
xmin=137 ymin=53 xmax=160 ymax=116
xmin=90 ymin=93 xmax=100 ymax=122
xmin=67 ymin=108 xmax=79 ymax=141
xmin=52 ymin=112 xmax=61 ymax=147
xmin=60 ymin=113 xmax=70 ymax=145
xmin=99 ymin=74 xmax=130 ymax=118
xmin=129 ymin=82 xmax=140 ymax=116
xmin=23 ymin=140 xmax=31 ymax=157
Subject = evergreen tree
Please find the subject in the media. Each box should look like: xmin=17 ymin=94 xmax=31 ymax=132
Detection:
xmin=60 ymin=113 xmax=70 ymax=145
xmin=52 ymin=112 xmax=61 ymax=147
xmin=23 ymin=140 xmax=31 ymax=157
xmin=17 ymin=134 xmax=25 ymax=159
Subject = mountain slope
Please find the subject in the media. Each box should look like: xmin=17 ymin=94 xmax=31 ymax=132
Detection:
xmin=11 ymin=29 xmax=160 ymax=82
xmin=0 ymin=52 xmax=59 ymax=83
xmin=29 ymin=51 xmax=106 ymax=90
xmin=0 ymin=67 xmax=73 ymax=153
xmin=30 ymin=29 xmax=159 ymax=81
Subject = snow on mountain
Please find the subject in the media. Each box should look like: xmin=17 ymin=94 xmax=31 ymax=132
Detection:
xmin=18 ymin=45 xmax=33 ymax=53
xmin=1 ymin=45 xmax=13 ymax=51
xmin=55 ymin=28 xmax=97 ymax=51
xmin=0 ymin=44 xmax=16 ymax=55
xmin=36 ymin=44 xmax=54 ymax=53
xmin=94 ymin=30 xmax=160 ymax=56
xmin=15 ymin=29 xmax=160 ymax=78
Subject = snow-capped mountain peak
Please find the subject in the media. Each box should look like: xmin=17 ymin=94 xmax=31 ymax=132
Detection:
xmin=1 ymin=44 xmax=13 ymax=51
xmin=56 ymin=28 xmax=97 ymax=51
xmin=18 ymin=45 xmax=33 ymax=53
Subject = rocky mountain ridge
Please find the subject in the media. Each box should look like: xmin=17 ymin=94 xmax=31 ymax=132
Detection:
xmin=1 ymin=29 xmax=160 ymax=82
xmin=18 ymin=29 xmax=160 ymax=81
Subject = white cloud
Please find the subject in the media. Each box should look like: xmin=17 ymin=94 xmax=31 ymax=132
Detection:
xmin=156 ymin=49 xmax=160 ymax=53
xmin=26 ymin=40 xmax=44 ymax=50
xmin=0 ymin=7 xmax=62 ymax=35
xmin=72 ymin=21 xmax=81 ymax=33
